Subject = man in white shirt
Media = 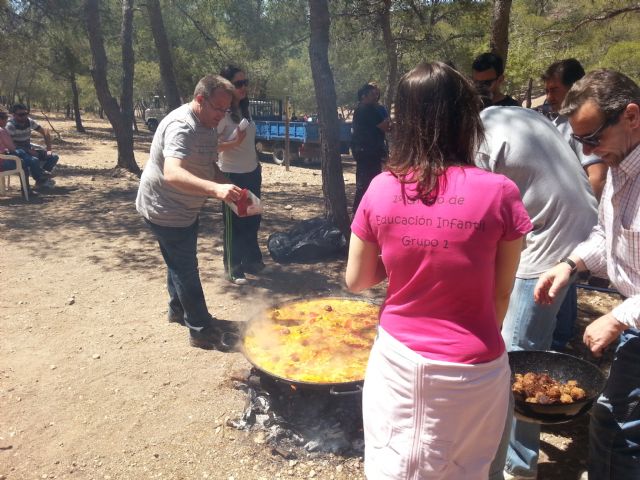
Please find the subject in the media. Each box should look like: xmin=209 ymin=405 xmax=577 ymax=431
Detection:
xmin=535 ymin=69 xmax=640 ymax=480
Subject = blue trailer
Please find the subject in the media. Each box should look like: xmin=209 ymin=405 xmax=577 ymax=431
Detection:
xmin=251 ymin=99 xmax=351 ymax=165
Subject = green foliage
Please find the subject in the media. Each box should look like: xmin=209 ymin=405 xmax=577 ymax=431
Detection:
xmin=1 ymin=0 xmax=639 ymax=115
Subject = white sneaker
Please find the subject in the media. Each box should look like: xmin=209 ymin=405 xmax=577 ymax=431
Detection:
xmin=35 ymin=178 xmax=56 ymax=188
xmin=229 ymin=275 xmax=248 ymax=286
xmin=504 ymin=471 xmax=535 ymax=480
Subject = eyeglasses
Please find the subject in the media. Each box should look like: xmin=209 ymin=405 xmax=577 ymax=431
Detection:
xmin=570 ymin=110 xmax=624 ymax=147
xmin=473 ymin=78 xmax=498 ymax=88
xmin=204 ymin=98 xmax=231 ymax=115
xmin=233 ymin=79 xmax=249 ymax=88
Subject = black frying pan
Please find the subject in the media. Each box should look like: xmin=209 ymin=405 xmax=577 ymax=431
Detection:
xmin=508 ymin=350 xmax=608 ymax=424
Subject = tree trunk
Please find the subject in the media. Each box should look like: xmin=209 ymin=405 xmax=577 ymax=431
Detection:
xmin=147 ymin=0 xmax=182 ymax=110
xmin=490 ymin=0 xmax=512 ymax=64
xmin=379 ymin=0 xmax=397 ymax=113
xmin=70 ymin=73 xmax=86 ymax=133
xmin=308 ymin=0 xmax=350 ymax=239
xmin=84 ymin=0 xmax=140 ymax=174
xmin=525 ymin=78 xmax=533 ymax=108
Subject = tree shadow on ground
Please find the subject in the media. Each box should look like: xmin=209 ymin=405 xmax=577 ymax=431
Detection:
xmin=1 ymin=165 xmax=357 ymax=302
xmin=539 ymin=415 xmax=589 ymax=479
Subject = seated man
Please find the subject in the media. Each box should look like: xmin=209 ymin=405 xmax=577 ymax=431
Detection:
xmin=6 ymin=103 xmax=59 ymax=175
xmin=0 ymin=107 xmax=54 ymax=188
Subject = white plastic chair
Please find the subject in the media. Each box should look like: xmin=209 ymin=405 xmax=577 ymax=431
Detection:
xmin=0 ymin=153 xmax=29 ymax=200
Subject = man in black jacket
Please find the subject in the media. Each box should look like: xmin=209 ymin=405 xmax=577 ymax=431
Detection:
xmin=350 ymin=83 xmax=390 ymax=213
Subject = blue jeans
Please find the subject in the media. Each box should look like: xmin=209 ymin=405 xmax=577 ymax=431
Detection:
xmin=13 ymin=149 xmax=47 ymax=180
xmin=551 ymin=282 xmax=577 ymax=351
xmin=589 ymin=329 xmax=640 ymax=479
xmin=144 ymin=218 xmax=212 ymax=331
xmin=33 ymin=148 xmax=59 ymax=172
xmin=489 ymin=276 xmax=569 ymax=479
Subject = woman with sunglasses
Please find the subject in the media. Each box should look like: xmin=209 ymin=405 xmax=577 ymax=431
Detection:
xmin=345 ymin=62 xmax=532 ymax=479
xmin=218 ymin=66 xmax=264 ymax=285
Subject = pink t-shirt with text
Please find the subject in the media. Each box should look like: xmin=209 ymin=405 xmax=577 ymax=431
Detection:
xmin=351 ymin=167 xmax=532 ymax=364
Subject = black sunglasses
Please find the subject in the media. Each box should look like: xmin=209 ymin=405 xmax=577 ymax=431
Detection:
xmin=570 ymin=109 xmax=624 ymax=147
xmin=473 ymin=78 xmax=498 ymax=88
xmin=233 ymin=79 xmax=249 ymax=88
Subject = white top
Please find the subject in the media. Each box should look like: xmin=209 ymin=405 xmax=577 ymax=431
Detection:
xmin=217 ymin=113 xmax=258 ymax=174
xmin=573 ymin=144 xmax=640 ymax=328
xmin=476 ymin=107 xmax=598 ymax=278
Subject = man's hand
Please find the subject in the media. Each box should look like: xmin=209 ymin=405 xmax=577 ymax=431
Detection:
xmin=211 ymin=183 xmax=242 ymax=202
xmin=534 ymin=263 xmax=573 ymax=305
xmin=583 ymin=313 xmax=626 ymax=357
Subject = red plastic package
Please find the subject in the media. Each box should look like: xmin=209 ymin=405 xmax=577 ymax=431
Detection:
xmin=225 ymin=188 xmax=262 ymax=217
xmin=236 ymin=189 xmax=249 ymax=216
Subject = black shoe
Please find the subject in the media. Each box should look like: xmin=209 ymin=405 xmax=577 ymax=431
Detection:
xmin=243 ymin=262 xmax=266 ymax=275
xmin=168 ymin=310 xmax=185 ymax=325
xmin=189 ymin=318 xmax=240 ymax=350
xmin=209 ymin=318 xmax=240 ymax=334
xmin=189 ymin=325 xmax=221 ymax=350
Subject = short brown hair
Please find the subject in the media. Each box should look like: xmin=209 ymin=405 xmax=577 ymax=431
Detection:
xmin=193 ymin=75 xmax=234 ymax=99
xmin=561 ymin=69 xmax=640 ymax=118
xmin=541 ymin=58 xmax=585 ymax=87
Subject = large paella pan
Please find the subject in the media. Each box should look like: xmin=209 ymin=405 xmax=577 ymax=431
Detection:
xmin=239 ymin=297 xmax=380 ymax=393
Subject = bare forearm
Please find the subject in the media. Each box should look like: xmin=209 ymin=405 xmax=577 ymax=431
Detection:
xmin=41 ymin=129 xmax=52 ymax=150
xmin=345 ymin=235 xmax=386 ymax=292
xmin=346 ymin=257 xmax=386 ymax=292
xmin=163 ymin=159 xmax=237 ymax=201
xmin=494 ymin=292 xmax=511 ymax=327
xmin=164 ymin=165 xmax=218 ymax=197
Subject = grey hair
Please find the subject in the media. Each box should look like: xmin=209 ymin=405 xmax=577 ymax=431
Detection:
xmin=193 ymin=74 xmax=234 ymax=99
xmin=561 ymin=69 xmax=640 ymax=117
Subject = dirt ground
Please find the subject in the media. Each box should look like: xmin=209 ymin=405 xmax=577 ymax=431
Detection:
xmin=0 ymin=114 xmax=621 ymax=480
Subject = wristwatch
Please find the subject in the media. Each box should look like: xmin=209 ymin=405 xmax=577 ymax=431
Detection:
xmin=559 ymin=257 xmax=578 ymax=276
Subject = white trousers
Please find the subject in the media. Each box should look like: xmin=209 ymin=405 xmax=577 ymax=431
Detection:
xmin=363 ymin=327 xmax=510 ymax=480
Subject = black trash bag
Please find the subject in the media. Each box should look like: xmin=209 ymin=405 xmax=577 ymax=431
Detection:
xmin=267 ymin=217 xmax=347 ymax=264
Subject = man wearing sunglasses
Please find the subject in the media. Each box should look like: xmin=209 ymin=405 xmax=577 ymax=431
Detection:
xmin=6 ymin=103 xmax=59 ymax=178
xmin=535 ymin=69 xmax=640 ymax=480
xmin=471 ymin=52 xmax=520 ymax=107
xmin=0 ymin=107 xmax=54 ymax=190
xmin=136 ymin=74 xmax=243 ymax=351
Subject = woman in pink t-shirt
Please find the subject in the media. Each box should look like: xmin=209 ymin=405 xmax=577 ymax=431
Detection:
xmin=346 ymin=63 xmax=532 ymax=479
